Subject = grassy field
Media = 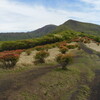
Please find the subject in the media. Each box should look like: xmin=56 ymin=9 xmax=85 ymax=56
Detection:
xmin=0 ymin=46 xmax=100 ymax=100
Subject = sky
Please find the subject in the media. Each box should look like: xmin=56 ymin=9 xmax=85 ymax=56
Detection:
xmin=0 ymin=0 xmax=100 ymax=32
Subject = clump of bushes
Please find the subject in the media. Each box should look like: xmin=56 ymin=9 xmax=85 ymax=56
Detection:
xmin=0 ymin=34 xmax=62 ymax=51
xmin=58 ymin=41 xmax=67 ymax=47
xmin=59 ymin=46 xmax=68 ymax=54
xmin=25 ymin=49 xmax=32 ymax=55
xmin=3 ymin=49 xmax=24 ymax=55
xmin=56 ymin=53 xmax=73 ymax=70
xmin=67 ymin=44 xmax=77 ymax=49
xmin=97 ymin=42 xmax=100 ymax=46
xmin=0 ymin=53 xmax=20 ymax=69
xmin=34 ymin=46 xmax=46 ymax=51
xmin=34 ymin=50 xmax=49 ymax=64
xmin=0 ymin=50 xmax=23 ymax=69
xmin=78 ymin=45 xmax=81 ymax=50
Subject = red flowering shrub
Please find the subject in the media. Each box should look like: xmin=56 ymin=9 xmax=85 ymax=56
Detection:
xmin=0 ymin=49 xmax=23 ymax=68
xmin=14 ymin=49 xmax=24 ymax=54
xmin=56 ymin=53 xmax=73 ymax=70
xmin=0 ymin=53 xmax=20 ymax=69
xmin=34 ymin=50 xmax=49 ymax=64
xmin=2 ymin=49 xmax=23 ymax=55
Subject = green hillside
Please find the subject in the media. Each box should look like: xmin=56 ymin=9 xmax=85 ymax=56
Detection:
xmin=54 ymin=19 xmax=100 ymax=36
xmin=0 ymin=25 xmax=57 ymax=41
xmin=0 ymin=19 xmax=100 ymax=41
xmin=0 ymin=29 xmax=100 ymax=51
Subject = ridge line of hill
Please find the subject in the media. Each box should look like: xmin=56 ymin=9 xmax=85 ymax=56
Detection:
xmin=0 ymin=19 xmax=100 ymax=41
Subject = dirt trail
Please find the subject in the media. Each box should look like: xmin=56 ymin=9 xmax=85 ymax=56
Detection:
xmin=0 ymin=65 xmax=59 ymax=100
xmin=79 ymin=42 xmax=100 ymax=100
xmin=90 ymin=70 xmax=100 ymax=100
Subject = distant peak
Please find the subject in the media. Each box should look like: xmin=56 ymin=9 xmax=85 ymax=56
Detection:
xmin=67 ymin=19 xmax=78 ymax=22
xmin=63 ymin=19 xmax=79 ymax=25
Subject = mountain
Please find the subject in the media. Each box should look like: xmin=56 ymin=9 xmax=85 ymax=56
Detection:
xmin=0 ymin=19 xmax=100 ymax=41
xmin=0 ymin=25 xmax=57 ymax=41
xmin=54 ymin=19 xmax=100 ymax=35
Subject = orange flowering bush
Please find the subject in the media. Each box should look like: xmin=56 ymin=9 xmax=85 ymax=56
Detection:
xmin=34 ymin=50 xmax=49 ymax=64
xmin=0 ymin=49 xmax=23 ymax=68
xmin=56 ymin=53 xmax=73 ymax=70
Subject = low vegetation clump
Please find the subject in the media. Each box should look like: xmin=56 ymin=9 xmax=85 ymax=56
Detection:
xmin=72 ymin=37 xmax=92 ymax=43
xmin=58 ymin=41 xmax=67 ymax=47
xmin=97 ymin=42 xmax=100 ymax=46
xmin=2 ymin=49 xmax=23 ymax=54
xmin=56 ymin=53 xmax=73 ymax=70
xmin=34 ymin=46 xmax=46 ymax=51
xmin=0 ymin=53 xmax=20 ymax=69
xmin=78 ymin=45 xmax=81 ymax=50
xmin=0 ymin=50 xmax=23 ymax=69
xmin=34 ymin=50 xmax=49 ymax=64
xmin=67 ymin=44 xmax=77 ymax=49
xmin=59 ymin=46 xmax=68 ymax=54
xmin=25 ymin=49 xmax=32 ymax=55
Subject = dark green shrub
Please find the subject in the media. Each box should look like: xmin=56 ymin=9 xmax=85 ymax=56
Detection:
xmin=1 ymin=35 xmax=62 ymax=51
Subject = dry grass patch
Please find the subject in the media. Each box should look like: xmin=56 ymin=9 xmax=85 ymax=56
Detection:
xmin=16 ymin=50 xmax=37 ymax=67
xmin=86 ymin=42 xmax=100 ymax=52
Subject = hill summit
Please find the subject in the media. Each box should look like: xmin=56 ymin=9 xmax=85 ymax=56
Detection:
xmin=62 ymin=19 xmax=100 ymax=35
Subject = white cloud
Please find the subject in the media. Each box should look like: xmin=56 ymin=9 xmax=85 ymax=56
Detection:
xmin=0 ymin=0 xmax=100 ymax=32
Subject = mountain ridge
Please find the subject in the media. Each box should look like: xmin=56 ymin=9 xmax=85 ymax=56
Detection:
xmin=0 ymin=24 xmax=57 ymax=41
xmin=0 ymin=19 xmax=100 ymax=41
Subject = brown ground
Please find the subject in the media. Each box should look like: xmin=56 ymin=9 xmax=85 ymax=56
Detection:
xmin=0 ymin=65 xmax=59 ymax=100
